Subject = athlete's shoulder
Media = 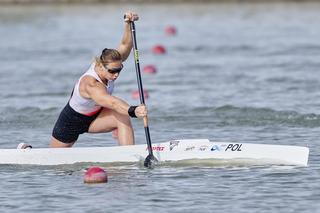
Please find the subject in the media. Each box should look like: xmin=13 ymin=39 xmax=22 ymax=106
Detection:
xmin=81 ymin=75 xmax=99 ymax=86
xmin=82 ymin=75 xmax=106 ymax=95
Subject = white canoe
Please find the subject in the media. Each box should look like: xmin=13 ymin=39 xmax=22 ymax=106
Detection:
xmin=0 ymin=139 xmax=309 ymax=166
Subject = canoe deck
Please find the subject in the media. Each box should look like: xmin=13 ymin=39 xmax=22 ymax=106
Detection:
xmin=0 ymin=139 xmax=309 ymax=166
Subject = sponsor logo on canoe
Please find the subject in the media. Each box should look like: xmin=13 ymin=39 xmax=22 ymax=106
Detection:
xmin=185 ymin=146 xmax=195 ymax=151
xmin=225 ymin=144 xmax=242 ymax=152
xmin=199 ymin=145 xmax=209 ymax=151
xmin=147 ymin=146 xmax=165 ymax=151
xmin=211 ymin=145 xmax=221 ymax=152
xmin=169 ymin=140 xmax=180 ymax=151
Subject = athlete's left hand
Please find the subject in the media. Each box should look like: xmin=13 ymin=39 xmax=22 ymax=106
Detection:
xmin=135 ymin=104 xmax=147 ymax=118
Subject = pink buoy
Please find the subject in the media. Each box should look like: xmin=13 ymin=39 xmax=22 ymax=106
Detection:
xmin=84 ymin=167 xmax=108 ymax=184
xmin=143 ymin=65 xmax=157 ymax=74
xmin=132 ymin=89 xmax=149 ymax=100
xmin=165 ymin=25 xmax=177 ymax=36
xmin=152 ymin=45 xmax=166 ymax=55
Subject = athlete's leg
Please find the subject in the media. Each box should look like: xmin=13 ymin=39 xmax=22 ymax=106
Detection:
xmin=49 ymin=137 xmax=75 ymax=148
xmin=50 ymin=104 xmax=80 ymax=148
xmin=88 ymin=108 xmax=134 ymax=145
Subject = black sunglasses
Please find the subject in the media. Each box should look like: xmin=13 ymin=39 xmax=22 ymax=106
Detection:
xmin=105 ymin=65 xmax=123 ymax=74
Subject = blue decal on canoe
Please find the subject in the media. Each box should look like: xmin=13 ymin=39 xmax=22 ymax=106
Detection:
xmin=169 ymin=140 xmax=180 ymax=151
xmin=211 ymin=145 xmax=221 ymax=151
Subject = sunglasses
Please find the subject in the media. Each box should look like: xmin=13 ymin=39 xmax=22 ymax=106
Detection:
xmin=105 ymin=65 xmax=123 ymax=74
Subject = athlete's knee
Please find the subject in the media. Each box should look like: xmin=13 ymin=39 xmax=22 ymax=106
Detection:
xmin=111 ymin=110 xmax=131 ymax=123
xmin=119 ymin=114 xmax=132 ymax=125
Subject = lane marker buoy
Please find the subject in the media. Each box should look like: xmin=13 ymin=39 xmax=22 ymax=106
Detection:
xmin=143 ymin=65 xmax=157 ymax=74
xmin=84 ymin=167 xmax=108 ymax=184
xmin=132 ymin=89 xmax=149 ymax=100
xmin=165 ymin=25 xmax=177 ymax=36
xmin=152 ymin=45 xmax=166 ymax=54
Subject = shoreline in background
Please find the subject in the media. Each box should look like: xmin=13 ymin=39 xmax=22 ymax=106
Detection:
xmin=0 ymin=0 xmax=319 ymax=4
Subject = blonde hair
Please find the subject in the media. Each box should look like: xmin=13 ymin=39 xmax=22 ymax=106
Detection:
xmin=95 ymin=48 xmax=122 ymax=66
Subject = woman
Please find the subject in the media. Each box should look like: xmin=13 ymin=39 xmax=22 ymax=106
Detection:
xmin=50 ymin=11 xmax=147 ymax=148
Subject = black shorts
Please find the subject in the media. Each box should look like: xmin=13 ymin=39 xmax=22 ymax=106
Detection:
xmin=52 ymin=103 xmax=101 ymax=143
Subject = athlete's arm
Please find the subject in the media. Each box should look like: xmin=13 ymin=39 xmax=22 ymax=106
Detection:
xmin=117 ymin=11 xmax=139 ymax=62
xmin=84 ymin=79 xmax=147 ymax=118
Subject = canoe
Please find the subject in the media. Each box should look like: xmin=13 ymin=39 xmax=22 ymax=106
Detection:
xmin=0 ymin=139 xmax=309 ymax=166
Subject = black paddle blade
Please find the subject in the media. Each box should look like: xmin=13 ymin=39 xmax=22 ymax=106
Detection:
xmin=144 ymin=154 xmax=158 ymax=168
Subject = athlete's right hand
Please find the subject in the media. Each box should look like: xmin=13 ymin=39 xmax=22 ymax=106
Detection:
xmin=135 ymin=105 xmax=147 ymax=118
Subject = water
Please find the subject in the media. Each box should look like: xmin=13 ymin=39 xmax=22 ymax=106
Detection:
xmin=0 ymin=2 xmax=320 ymax=212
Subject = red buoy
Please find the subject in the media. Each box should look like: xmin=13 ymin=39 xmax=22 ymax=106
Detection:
xmin=143 ymin=65 xmax=157 ymax=74
xmin=84 ymin=167 xmax=108 ymax=184
xmin=152 ymin=45 xmax=166 ymax=55
xmin=165 ymin=25 xmax=177 ymax=36
xmin=132 ymin=89 xmax=149 ymax=100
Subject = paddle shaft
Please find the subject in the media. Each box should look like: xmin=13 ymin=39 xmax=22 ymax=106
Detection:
xmin=129 ymin=21 xmax=154 ymax=157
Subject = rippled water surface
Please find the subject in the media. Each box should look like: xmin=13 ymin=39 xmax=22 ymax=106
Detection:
xmin=0 ymin=2 xmax=320 ymax=213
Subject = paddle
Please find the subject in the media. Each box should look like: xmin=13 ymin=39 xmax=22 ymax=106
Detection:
xmin=126 ymin=16 xmax=158 ymax=168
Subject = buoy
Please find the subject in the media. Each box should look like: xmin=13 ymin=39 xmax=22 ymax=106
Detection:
xmin=84 ymin=167 xmax=108 ymax=184
xmin=165 ymin=25 xmax=177 ymax=36
xmin=152 ymin=45 xmax=166 ymax=55
xmin=143 ymin=65 xmax=157 ymax=74
xmin=132 ymin=89 xmax=149 ymax=100
xmin=112 ymin=128 xmax=118 ymax=139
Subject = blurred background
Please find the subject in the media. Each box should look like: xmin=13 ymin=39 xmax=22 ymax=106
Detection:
xmin=0 ymin=1 xmax=319 ymax=213
xmin=1 ymin=1 xmax=320 ymax=147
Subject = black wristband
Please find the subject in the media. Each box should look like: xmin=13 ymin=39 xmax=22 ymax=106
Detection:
xmin=128 ymin=106 xmax=138 ymax=118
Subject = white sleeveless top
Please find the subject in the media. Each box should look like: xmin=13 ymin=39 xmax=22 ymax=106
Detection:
xmin=69 ymin=62 xmax=114 ymax=116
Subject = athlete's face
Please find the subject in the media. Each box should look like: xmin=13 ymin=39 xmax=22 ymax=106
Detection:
xmin=103 ymin=60 xmax=123 ymax=81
